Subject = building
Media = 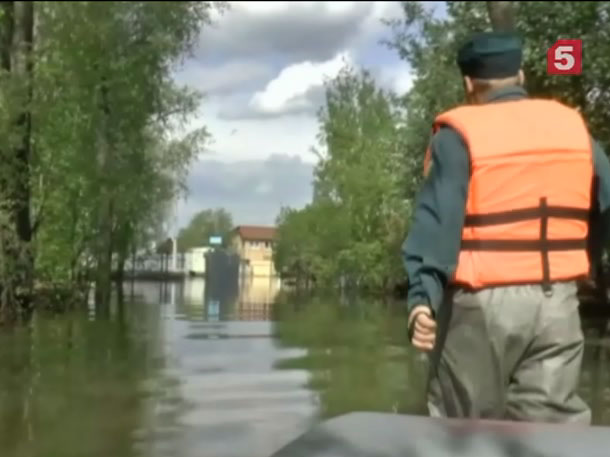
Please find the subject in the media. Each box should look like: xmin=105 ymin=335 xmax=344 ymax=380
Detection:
xmin=184 ymin=246 xmax=212 ymax=277
xmin=234 ymin=275 xmax=281 ymax=320
xmin=231 ymin=225 xmax=277 ymax=278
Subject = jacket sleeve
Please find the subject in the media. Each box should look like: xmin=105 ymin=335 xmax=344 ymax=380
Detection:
xmin=402 ymin=126 xmax=470 ymax=315
xmin=593 ymin=140 xmax=610 ymax=213
xmin=589 ymin=139 xmax=610 ymax=275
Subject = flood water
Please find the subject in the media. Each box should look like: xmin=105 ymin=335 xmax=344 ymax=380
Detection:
xmin=0 ymin=277 xmax=609 ymax=457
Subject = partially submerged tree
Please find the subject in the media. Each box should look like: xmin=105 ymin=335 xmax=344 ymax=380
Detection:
xmin=0 ymin=1 xmax=36 ymax=322
xmin=0 ymin=1 xmax=224 ymax=324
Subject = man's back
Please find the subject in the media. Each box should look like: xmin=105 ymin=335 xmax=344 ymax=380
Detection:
xmin=405 ymin=86 xmax=610 ymax=314
xmin=437 ymin=98 xmax=589 ymax=158
xmin=432 ymin=96 xmax=593 ymax=290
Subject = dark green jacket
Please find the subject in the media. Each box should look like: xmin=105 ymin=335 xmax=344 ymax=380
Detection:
xmin=403 ymin=86 xmax=610 ymax=314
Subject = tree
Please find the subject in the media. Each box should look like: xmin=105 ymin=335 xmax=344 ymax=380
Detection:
xmin=0 ymin=1 xmax=225 ymax=323
xmin=35 ymin=1 xmax=218 ymax=315
xmin=176 ymin=208 xmax=234 ymax=251
xmin=274 ymin=66 xmax=409 ymax=291
xmin=0 ymin=1 xmax=36 ymax=323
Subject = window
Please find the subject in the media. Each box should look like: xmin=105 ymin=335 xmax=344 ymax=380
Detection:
xmin=246 ymin=240 xmax=272 ymax=249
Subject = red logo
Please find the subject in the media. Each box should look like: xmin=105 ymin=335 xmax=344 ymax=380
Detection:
xmin=547 ymin=39 xmax=582 ymax=75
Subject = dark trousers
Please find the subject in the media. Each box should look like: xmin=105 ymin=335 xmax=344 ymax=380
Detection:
xmin=427 ymin=282 xmax=591 ymax=423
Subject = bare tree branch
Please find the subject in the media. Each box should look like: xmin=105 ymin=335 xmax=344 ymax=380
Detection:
xmin=486 ymin=1 xmax=517 ymax=31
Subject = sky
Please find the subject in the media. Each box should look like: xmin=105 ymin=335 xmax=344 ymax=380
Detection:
xmin=169 ymin=1 xmax=445 ymax=233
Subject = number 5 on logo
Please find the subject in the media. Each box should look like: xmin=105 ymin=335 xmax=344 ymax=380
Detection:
xmin=547 ymin=39 xmax=582 ymax=75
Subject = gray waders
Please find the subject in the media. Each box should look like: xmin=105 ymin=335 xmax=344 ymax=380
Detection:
xmin=427 ymin=281 xmax=591 ymax=424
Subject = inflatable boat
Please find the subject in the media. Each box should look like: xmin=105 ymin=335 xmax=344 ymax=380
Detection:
xmin=270 ymin=412 xmax=609 ymax=457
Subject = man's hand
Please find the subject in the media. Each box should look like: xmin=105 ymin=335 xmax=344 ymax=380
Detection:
xmin=408 ymin=305 xmax=437 ymax=352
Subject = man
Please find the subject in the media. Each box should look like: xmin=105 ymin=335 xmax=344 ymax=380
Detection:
xmin=403 ymin=31 xmax=610 ymax=423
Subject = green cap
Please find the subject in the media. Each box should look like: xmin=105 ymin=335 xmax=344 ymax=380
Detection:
xmin=456 ymin=31 xmax=523 ymax=78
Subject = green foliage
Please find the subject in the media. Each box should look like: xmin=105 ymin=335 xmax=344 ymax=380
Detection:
xmin=0 ymin=301 xmax=165 ymax=455
xmin=30 ymin=2 xmax=217 ymax=286
xmin=274 ymin=67 xmax=409 ymax=291
xmin=176 ymin=208 xmax=234 ymax=251
xmin=0 ymin=1 xmax=224 ymax=320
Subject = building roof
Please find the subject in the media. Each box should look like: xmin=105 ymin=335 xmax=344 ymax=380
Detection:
xmin=234 ymin=225 xmax=276 ymax=241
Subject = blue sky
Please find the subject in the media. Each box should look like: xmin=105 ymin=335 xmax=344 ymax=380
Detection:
xmin=169 ymin=1 xmax=446 ymax=232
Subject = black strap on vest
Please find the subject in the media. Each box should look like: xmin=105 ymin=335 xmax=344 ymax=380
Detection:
xmin=461 ymin=197 xmax=589 ymax=292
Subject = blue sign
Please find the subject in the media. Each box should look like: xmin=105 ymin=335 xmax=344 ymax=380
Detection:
xmin=209 ymin=236 xmax=222 ymax=245
xmin=207 ymin=299 xmax=220 ymax=322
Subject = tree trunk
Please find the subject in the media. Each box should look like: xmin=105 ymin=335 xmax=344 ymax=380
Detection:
xmin=0 ymin=2 xmax=13 ymax=70
xmin=13 ymin=1 xmax=34 ymax=245
xmin=115 ymin=254 xmax=126 ymax=284
xmin=14 ymin=0 xmax=35 ymax=317
xmin=94 ymin=77 xmax=114 ymax=317
xmin=0 ymin=2 xmax=15 ymax=323
xmin=67 ymin=193 xmax=80 ymax=282
xmin=486 ymin=1 xmax=517 ymax=31
xmin=130 ymin=235 xmax=136 ymax=299
xmin=0 ymin=1 xmax=35 ymax=324
xmin=94 ymin=196 xmax=113 ymax=318
xmin=131 ymin=238 xmax=136 ymax=276
xmin=115 ymin=279 xmax=124 ymax=320
xmin=114 ymin=242 xmax=126 ymax=318
xmin=114 ymin=219 xmax=133 ymax=284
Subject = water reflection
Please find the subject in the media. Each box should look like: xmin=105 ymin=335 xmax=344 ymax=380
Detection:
xmin=139 ymin=278 xmax=316 ymax=457
xmin=272 ymin=295 xmax=429 ymax=418
xmin=183 ymin=280 xmax=205 ymax=308
xmin=580 ymin=320 xmax=610 ymax=424
xmin=272 ymin=296 xmax=610 ymax=425
xmin=0 ymin=279 xmax=609 ymax=457
xmin=161 ymin=276 xmax=283 ymax=322
xmin=234 ymin=276 xmax=282 ymax=321
xmin=0 ymin=299 xmax=165 ymax=457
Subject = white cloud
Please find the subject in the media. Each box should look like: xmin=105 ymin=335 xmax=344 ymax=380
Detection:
xmin=254 ymin=181 xmax=273 ymax=195
xmin=172 ymin=1 xmax=416 ymax=163
xmin=239 ymin=1 xmax=363 ymax=16
xmin=170 ymin=1 xmax=419 ymax=228
xmin=172 ymin=155 xmax=314 ymax=231
xmin=173 ymin=60 xmax=273 ymax=95
xmin=249 ymin=52 xmax=352 ymax=117
xmin=197 ymin=1 xmax=374 ymax=61
xmin=378 ymin=63 xmax=414 ymax=95
xmin=351 ymin=1 xmax=404 ymax=48
xmin=194 ymin=99 xmax=321 ymax=163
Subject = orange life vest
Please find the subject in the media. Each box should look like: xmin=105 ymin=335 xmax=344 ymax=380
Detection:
xmin=429 ymin=98 xmax=593 ymax=290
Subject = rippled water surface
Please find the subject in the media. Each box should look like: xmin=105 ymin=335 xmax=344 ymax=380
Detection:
xmin=0 ymin=278 xmax=609 ymax=457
